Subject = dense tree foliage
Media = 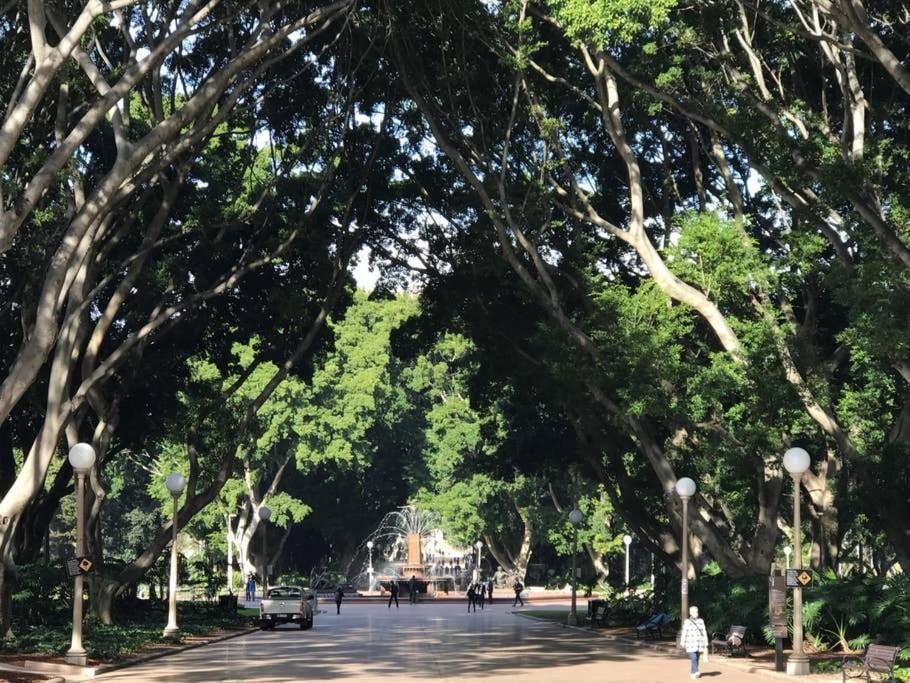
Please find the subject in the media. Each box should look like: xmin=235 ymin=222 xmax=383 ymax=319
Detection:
xmin=1 ymin=0 xmax=909 ymax=635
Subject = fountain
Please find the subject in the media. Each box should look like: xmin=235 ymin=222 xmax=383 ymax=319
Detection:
xmin=354 ymin=506 xmax=472 ymax=596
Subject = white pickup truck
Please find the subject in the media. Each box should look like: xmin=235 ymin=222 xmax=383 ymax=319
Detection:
xmin=259 ymin=585 xmax=315 ymax=630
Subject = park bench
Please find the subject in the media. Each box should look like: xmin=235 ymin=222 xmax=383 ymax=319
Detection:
xmin=636 ymin=612 xmax=670 ymax=639
xmin=841 ymin=644 xmax=900 ymax=682
xmin=710 ymin=625 xmax=748 ymax=657
xmin=586 ymin=599 xmax=608 ymax=628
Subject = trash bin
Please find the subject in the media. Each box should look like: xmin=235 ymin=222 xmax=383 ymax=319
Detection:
xmin=218 ymin=594 xmax=238 ymax=612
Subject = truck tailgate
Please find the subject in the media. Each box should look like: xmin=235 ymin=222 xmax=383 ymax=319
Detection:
xmin=262 ymin=599 xmax=301 ymax=614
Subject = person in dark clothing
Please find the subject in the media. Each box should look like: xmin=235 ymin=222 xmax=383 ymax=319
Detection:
xmin=487 ymin=578 xmax=494 ymax=605
xmin=466 ymin=583 xmax=477 ymax=613
xmin=477 ymin=580 xmax=486 ymax=609
xmin=388 ymin=580 xmax=400 ymax=608
xmin=334 ymin=585 xmax=344 ymax=614
xmin=408 ymin=575 xmax=418 ymax=603
xmin=512 ymin=579 xmax=524 ymax=607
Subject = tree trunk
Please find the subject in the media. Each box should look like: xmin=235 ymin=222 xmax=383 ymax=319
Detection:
xmin=513 ymin=509 xmax=534 ymax=583
xmin=92 ymin=580 xmax=118 ymax=626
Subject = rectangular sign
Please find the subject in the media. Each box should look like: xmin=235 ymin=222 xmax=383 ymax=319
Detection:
xmin=768 ymin=574 xmax=787 ymax=637
xmin=681 ymin=578 xmax=689 ymax=595
xmin=785 ymin=569 xmax=814 ymax=589
xmin=66 ymin=556 xmax=94 ymax=578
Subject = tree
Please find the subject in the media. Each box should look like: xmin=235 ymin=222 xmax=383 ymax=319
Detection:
xmin=375 ymin=0 xmax=910 ymax=576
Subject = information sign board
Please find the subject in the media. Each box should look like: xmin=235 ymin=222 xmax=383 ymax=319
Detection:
xmin=66 ymin=556 xmax=94 ymax=578
xmin=785 ymin=569 xmax=814 ymax=589
xmin=768 ymin=574 xmax=788 ymax=638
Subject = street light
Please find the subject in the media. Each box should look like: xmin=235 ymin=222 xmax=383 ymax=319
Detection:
xmin=226 ymin=512 xmax=236 ymax=595
xmin=675 ymin=477 xmax=696 ymax=623
xmin=258 ymin=505 xmax=272 ymax=599
xmin=567 ymin=508 xmax=584 ymax=626
xmin=783 ymin=447 xmax=811 ymax=676
xmin=163 ymin=472 xmax=186 ymax=639
xmin=65 ymin=443 xmax=96 ymax=666
xmin=783 ymin=545 xmax=792 ymax=570
xmin=473 ymin=540 xmax=483 ymax=583
xmin=366 ymin=541 xmax=375 ymax=590
xmin=623 ymin=534 xmax=633 ymax=589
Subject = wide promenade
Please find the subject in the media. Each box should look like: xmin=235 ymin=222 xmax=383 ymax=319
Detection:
xmin=88 ymin=601 xmax=789 ymax=682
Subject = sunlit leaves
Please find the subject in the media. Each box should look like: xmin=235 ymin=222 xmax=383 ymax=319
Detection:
xmin=547 ymin=0 xmax=677 ymax=46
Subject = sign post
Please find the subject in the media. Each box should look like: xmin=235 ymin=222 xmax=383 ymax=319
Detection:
xmin=769 ymin=570 xmax=787 ymax=672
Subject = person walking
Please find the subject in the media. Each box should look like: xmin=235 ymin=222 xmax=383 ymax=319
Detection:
xmin=512 ymin=579 xmax=524 ymax=607
xmin=680 ymin=606 xmax=709 ymax=679
xmin=388 ymin=580 xmax=400 ymax=609
xmin=334 ymin=584 xmax=345 ymax=615
xmin=476 ymin=580 xmax=486 ymax=610
xmin=246 ymin=575 xmax=256 ymax=602
xmin=466 ymin=583 xmax=477 ymax=613
xmin=408 ymin=575 xmax=418 ymax=603
xmin=487 ymin=577 xmax=494 ymax=605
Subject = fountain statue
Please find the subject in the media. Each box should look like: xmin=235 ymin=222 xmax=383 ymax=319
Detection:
xmin=353 ymin=506 xmax=471 ymax=596
xmin=403 ymin=532 xmax=426 ymax=578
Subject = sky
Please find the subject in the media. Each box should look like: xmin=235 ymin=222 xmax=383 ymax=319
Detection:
xmin=352 ymin=246 xmax=381 ymax=291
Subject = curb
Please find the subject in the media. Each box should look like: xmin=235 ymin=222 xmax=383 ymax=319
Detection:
xmin=92 ymin=626 xmax=259 ymax=677
xmin=514 ymin=613 xmax=839 ymax=683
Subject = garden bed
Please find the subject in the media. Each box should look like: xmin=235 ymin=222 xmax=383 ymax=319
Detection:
xmin=0 ymin=602 xmax=256 ymax=666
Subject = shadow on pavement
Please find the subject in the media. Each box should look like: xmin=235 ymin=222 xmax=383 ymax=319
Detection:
xmin=91 ymin=607 xmax=691 ymax=682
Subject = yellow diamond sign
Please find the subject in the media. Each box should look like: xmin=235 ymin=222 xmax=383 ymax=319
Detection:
xmin=785 ymin=568 xmax=814 ymax=588
xmin=79 ymin=558 xmax=93 ymax=573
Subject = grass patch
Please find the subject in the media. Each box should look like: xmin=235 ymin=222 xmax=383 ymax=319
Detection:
xmin=1 ymin=602 xmax=254 ymax=662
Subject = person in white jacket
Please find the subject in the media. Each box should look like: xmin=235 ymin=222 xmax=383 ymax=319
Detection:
xmin=680 ymin=606 xmax=709 ymax=679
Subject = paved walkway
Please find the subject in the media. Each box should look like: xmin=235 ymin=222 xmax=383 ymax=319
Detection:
xmin=88 ymin=602 xmax=794 ymax=682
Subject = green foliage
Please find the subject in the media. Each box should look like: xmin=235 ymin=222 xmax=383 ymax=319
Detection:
xmin=11 ymin=564 xmax=72 ymax=627
xmin=1 ymin=603 xmax=252 ymax=661
xmin=667 ymin=212 xmax=767 ymax=307
xmin=547 ymin=0 xmax=677 ymax=45
xmin=295 ymin=293 xmax=420 ymax=469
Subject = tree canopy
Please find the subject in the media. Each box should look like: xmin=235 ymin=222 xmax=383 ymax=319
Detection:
xmin=1 ymin=0 xmax=909 ymax=631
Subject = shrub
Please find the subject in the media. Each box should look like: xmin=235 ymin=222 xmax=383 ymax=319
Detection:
xmin=11 ymin=564 xmax=72 ymax=626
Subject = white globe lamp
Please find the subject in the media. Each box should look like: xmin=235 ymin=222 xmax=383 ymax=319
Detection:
xmin=67 ymin=443 xmax=96 ymax=472
xmin=675 ymin=477 xmax=696 ymax=499
xmin=165 ymin=472 xmax=186 ymax=496
xmin=783 ymin=447 xmax=810 ymax=475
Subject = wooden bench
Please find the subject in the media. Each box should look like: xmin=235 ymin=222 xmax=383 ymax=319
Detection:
xmin=636 ymin=612 xmax=670 ymax=639
xmin=841 ymin=644 xmax=900 ymax=682
xmin=586 ymin=599 xmax=608 ymax=628
xmin=711 ymin=625 xmax=748 ymax=657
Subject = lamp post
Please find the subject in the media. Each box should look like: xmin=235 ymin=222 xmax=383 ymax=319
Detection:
xmin=367 ymin=541 xmax=375 ymax=591
xmin=163 ymin=472 xmax=186 ymax=639
xmin=567 ymin=508 xmax=584 ymax=626
xmin=675 ymin=477 xmax=696 ymax=623
xmin=65 ymin=443 xmax=96 ymax=666
xmin=623 ymin=534 xmax=633 ymax=589
xmin=226 ymin=513 xmax=236 ymax=595
xmin=783 ymin=447 xmax=811 ymax=676
xmin=473 ymin=540 xmax=483 ymax=583
xmin=650 ymin=551 xmax=655 ymax=591
xmin=784 ymin=545 xmax=792 ymax=570
xmin=258 ymin=505 xmax=271 ymax=599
